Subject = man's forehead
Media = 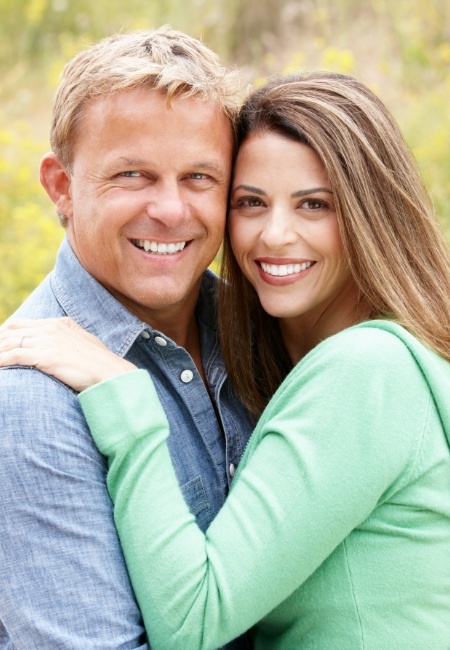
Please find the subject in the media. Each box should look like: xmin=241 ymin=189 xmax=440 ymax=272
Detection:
xmin=83 ymin=87 xmax=228 ymax=121
xmin=71 ymin=87 xmax=234 ymax=172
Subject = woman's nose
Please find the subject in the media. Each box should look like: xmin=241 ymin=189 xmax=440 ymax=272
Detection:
xmin=260 ymin=210 xmax=298 ymax=248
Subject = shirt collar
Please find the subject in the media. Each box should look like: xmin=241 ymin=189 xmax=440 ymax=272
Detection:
xmin=51 ymin=236 xmax=219 ymax=358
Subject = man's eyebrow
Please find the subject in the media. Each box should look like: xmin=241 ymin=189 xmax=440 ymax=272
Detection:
xmin=116 ymin=158 xmax=225 ymax=174
xmin=190 ymin=161 xmax=226 ymax=174
xmin=117 ymin=157 xmax=147 ymax=166
xmin=232 ymin=184 xmax=266 ymax=196
xmin=292 ymin=187 xmax=333 ymax=198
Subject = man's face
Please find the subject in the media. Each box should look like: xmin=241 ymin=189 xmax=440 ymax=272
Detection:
xmin=59 ymin=88 xmax=233 ymax=325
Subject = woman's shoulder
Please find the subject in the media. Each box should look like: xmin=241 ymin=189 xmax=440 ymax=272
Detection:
xmin=327 ymin=319 xmax=417 ymax=353
xmin=305 ymin=320 xmax=422 ymax=374
xmin=256 ymin=320 xmax=440 ymax=464
xmin=280 ymin=320 xmax=445 ymax=403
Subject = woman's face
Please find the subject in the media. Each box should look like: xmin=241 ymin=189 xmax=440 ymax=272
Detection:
xmin=229 ymin=132 xmax=359 ymax=336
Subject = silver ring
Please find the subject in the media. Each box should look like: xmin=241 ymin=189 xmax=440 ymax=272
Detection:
xmin=19 ymin=335 xmax=26 ymax=349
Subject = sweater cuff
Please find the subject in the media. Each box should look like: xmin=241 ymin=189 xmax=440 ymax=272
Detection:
xmin=78 ymin=369 xmax=169 ymax=455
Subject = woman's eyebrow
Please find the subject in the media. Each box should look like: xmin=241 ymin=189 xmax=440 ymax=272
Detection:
xmin=232 ymin=184 xmax=266 ymax=196
xmin=292 ymin=187 xmax=333 ymax=198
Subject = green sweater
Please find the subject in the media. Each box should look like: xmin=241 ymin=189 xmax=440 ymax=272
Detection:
xmin=80 ymin=321 xmax=450 ymax=649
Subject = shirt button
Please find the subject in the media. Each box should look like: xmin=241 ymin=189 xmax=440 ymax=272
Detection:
xmin=180 ymin=369 xmax=194 ymax=383
xmin=229 ymin=463 xmax=235 ymax=477
xmin=141 ymin=330 xmax=150 ymax=339
xmin=154 ymin=336 xmax=167 ymax=347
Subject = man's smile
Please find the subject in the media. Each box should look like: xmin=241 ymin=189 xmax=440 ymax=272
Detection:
xmin=131 ymin=239 xmax=188 ymax=254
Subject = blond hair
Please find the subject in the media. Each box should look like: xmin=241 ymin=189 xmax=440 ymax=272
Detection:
xmin=51 ymin=26 xmax=241 ymax=171
xmin=219 ymin=72 xmax=450 ymax=415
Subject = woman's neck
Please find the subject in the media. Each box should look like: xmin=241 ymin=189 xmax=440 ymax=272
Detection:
xmin=279 ymin=291 xmax=372 ymax=365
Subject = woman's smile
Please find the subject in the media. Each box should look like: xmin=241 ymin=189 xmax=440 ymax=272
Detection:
xmin=257 ymin=259 xmax=316 ymax=283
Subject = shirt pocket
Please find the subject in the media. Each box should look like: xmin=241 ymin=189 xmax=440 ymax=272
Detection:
xmin=180 ymin=475 xmax=212 ymax=532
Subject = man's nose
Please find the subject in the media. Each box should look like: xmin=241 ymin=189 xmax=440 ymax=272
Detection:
xmin=146 ymin=182 xmax=188 ymax=227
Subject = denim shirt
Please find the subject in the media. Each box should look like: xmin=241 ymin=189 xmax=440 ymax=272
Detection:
xmin=0 ymin=237 xmax=253 ymax=649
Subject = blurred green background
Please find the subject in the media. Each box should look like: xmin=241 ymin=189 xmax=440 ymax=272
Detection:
xmin=1 ymin=0 xmax=449 ymax=321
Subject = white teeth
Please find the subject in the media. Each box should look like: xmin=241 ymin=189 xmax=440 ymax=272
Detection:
xmin=134 ymin=240 xmax=186 ymax=254
xmin=260 ymin=261 xmax=313 ymax=276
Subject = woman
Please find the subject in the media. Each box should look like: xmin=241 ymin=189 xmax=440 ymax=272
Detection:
xmin=1 ymin=73 xmax=450 ymax=648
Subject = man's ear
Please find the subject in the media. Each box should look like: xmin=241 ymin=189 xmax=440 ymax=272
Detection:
xmin=39 ymin=152 xmax=73 ymax=219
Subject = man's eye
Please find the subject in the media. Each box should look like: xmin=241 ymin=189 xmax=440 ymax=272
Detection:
xmin=121 ymin=171 xmax=141 ymax=177
xmin=189 ymin=173 xmax=207 ymax=180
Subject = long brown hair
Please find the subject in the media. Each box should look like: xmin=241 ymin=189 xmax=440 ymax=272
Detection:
xmin=219 ymin=72 xmax=450 ymax=415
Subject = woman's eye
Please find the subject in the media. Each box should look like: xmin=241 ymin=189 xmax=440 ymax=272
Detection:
xmin=301 ymin=198 xmax=328 ymax=210
xmin=235 ymin=196 xmax=264 ymax=208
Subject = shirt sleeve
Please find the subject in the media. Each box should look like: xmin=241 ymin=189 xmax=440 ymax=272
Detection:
xmin=79 ymin=327 xmax=430 ymax=650
xmin=0 ymin=368 xmax=148 ymax=649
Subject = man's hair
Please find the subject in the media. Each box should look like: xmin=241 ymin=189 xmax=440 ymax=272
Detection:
xmin=219 ymin=72 xmax=450 ymax=414
xmin=51 ymin=26 xmax=242 ymax=170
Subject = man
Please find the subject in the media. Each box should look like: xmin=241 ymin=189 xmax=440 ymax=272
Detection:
xmin=0 ymin=28 xmax=253 ymax=648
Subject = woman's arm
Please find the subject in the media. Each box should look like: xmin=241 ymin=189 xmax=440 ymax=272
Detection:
xmin=79 ymin=326 xmax=429 ymax=650
xmin=0 ymin=318 xmax=136 ymax=388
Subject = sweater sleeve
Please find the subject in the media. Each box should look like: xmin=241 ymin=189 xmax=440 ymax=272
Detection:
xmin=79 ymin=327 xmax=431 ymax=650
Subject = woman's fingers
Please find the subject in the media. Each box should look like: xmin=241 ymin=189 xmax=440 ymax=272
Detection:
xmin=0 ymin=317 xmax=137 ymax=391
xmin=0 ymin=341 xmax=39 ymax=368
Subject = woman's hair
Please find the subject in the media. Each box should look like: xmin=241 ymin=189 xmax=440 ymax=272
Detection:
xmin=219 ymin=72 xmax=450 ymax=415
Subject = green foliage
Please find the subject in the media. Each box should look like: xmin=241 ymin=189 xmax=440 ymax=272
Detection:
xmin=0 ymin=0 xmax=449 ymax=318
xmin=0 ymin=122 xmax=63 ymax=321
xmin=398 ymin=78 xmax=450 ymax=241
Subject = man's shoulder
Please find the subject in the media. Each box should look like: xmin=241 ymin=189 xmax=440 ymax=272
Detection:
xmin=8 ymin=239 xmax=143 ymax=354
xmin=11 ymin=273 xmax=65 ymax=320
xmin=0 ymin=366 xmax=83 ymax=449
xmin=0 ymin=365 xmax=77 ymax=404
xmin=7 ymin=238 xmax=74 ymax=321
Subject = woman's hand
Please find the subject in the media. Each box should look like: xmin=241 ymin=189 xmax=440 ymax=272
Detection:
xmin=0 ymin=317 xmax=137 ymax=392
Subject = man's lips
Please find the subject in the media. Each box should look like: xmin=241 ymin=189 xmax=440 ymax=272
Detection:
xmin=131 ymin=239 xmax=187 ymax=254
